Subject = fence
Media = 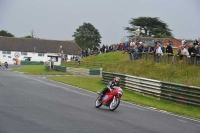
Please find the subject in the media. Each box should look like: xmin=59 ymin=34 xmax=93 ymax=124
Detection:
xmin=129 ymin=52 xmax=200 ymax=66
xmin=102 ymin=71 xmax=200 ymax=107
xmin=161 ymin=82 xmax=200 ymax=106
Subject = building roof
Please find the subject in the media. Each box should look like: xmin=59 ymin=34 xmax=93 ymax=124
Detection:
xmin=139 ymin=37 xmax=169 ymax=43
xmin=0 ymin=36 xmax=81 ymax=55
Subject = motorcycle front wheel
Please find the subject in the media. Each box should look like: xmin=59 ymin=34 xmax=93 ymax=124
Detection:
xmin=95 ymin=95 xmax=103 ymax=108
xmin=109 ymin=98 xmax=120 ymax=111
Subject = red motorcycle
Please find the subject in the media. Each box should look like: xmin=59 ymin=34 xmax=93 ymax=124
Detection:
xmin=95 ymin=86 xmax=123 ymax=111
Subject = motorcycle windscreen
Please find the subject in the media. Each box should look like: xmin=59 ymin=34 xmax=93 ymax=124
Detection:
xmin=102 ymin=94 xmax=113 ymax=103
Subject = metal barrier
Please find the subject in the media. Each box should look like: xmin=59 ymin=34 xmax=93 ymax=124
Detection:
xmin=125 ymin=75 xmax=161 ymax=98
xmin=102 ymin=71 xmax=200 ymax=106
xmin=161 ymin=82 xmax=200 ymax=106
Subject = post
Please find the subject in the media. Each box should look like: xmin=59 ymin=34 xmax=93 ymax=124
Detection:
xmin=100 ymin=68 xmax=103 ymax=77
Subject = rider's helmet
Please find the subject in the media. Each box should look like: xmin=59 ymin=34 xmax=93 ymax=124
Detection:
xmin=114 ymin=77 xmax=120 ymax=85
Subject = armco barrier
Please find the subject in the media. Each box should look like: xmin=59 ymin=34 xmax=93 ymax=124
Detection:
xmin=102 ymin=72 xmax=200 ymax=106
xmin=125 ymin=75 xmax=161 ymax=97
xmin=54 ymin=65 xmax=67 ymax=72
xmin=161 ymin=82 xmax=200 ymax=106
xmin=102 ymin=72 xmax=161 ymax=98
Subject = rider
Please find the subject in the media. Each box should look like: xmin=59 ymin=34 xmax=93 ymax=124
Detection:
xmin=100 ymin=77 xmax=121 ymax=98
xmin=4 ymin=62 xmax=8 ymax=70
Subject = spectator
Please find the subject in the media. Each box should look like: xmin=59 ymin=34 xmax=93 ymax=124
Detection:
xmin=194 ymin=39 xmax=198 ymax=46
xmin=125 ymin=41 xmax=129 ymax=50
xmin=130 ymin=40 xmax=135 ymax=49
xmin=81 ymin=50 xmax=84 ymax=57
xmin=166 ymin=42 xmax=173 ymax=54
xmin=192 ymin=45 xmax=200 ymax=61
xmin=180 ymin=45 xmax=189 ymax=57
xmin=143 ymin=44 xmax=150 ymax=52
xmin=50 ymin=58 xmax=54 ymax=69
xmin=77 ymin=56 xmax=81 ymax=65
xmin=85 ymin=48 xmax=88 ymax=56
xmin=153 ymin=42 xmax=157 ymax=55
xmin=188 ymin=44 xmax=194 ymax=56
xmin=192 ymin=45 xmax=199 ymax=55
xmin=88 ymin=48 xmax=91 ymax=56
xmin=155 ymin=44 xmax=163 ymax=62
xmin=61 ymin=54 xmax=65 ymax=62
xmin=155 ymin=44 xmax=163 ymax=56
xmin=101 ymin=44 xmax=105 ymax=53
xmin=182 ymin=39 xmax=186 ymax=46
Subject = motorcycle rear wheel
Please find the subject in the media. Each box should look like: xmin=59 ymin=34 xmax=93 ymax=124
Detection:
xmin=109 ymin=98 xmax=120 ymax=111
xmin=95 ymin=95 xmax=103 ymax=108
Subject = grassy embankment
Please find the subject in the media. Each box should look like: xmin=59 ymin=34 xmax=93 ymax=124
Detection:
xmin=11 ymin=65 xmax=71 ymax=75
xmin=63 ymin=51 xmax=200 ymax=86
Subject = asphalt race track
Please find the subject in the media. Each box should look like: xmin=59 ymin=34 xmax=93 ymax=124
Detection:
xmin=0 ymin=65 xmax=199 ymax=133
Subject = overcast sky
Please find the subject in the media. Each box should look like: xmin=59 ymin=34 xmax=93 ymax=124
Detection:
xmin=0 ymin=0 xmax=199 ymax=44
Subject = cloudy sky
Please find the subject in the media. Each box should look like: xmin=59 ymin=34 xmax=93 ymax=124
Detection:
xmin=0 ymin=0 xmax=199 ymax=44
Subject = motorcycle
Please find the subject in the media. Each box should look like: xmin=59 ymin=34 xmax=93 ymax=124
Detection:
xmin=95 ymin=86 xmax=123 ymax=111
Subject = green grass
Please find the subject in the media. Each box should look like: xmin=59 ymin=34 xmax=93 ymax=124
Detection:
xmin=11 ymin=65 xmax=72 ymax=75
xmin=48 ymin=76 xmax=200 ymax=119
xmin=64 ymin=51 xmax=200 ymax=86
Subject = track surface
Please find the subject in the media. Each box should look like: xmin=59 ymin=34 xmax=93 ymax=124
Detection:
xmin=0 ymin=65 xmax=199 ymax=133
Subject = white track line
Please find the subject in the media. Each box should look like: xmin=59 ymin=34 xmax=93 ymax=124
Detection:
xmin=22 ymin=75 xmax=200 ymax=123
xmin=22 ymin=76 xmax=94 ymax=98
xmin=177 ymin=119 xmax=187 ymax=123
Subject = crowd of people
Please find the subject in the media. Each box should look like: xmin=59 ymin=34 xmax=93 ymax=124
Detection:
xmin=97 ymin=39 xmax=200 ymax=62
xmin=62 ymin=38 xmax=200 ymax=64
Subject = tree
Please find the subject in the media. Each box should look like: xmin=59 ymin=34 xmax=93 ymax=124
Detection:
xmin=72 ymin=23 xmax=101 ymax=49
xmin=30 ymin=29 xmax=35 ymax=38
xmin=0 ymin=30 xmax=14 ymax=37
xmin=124 ymin=17 xmax=173 ymax=38
xmin=23 ymin=29 xmax=36 ymax=38
xmin=23 ymin=35 xmax=34 ymax=38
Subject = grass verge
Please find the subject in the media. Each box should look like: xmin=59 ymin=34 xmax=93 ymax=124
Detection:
xmin=48 ymin=76 xmax=200 ymax=119
xmin=10 ymin=65 xmax=72 ymax=75
xmin=63 ymin=51 xmax=200 ymax=86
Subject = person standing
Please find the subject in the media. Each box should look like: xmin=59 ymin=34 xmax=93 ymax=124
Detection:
xmin=188 ymin=44 xmax=195 ymax=56
xmin=166 ymin=43 xmax=173 ymax=54
xmin=194 ymin=39 xmax=198 ymax=46
xmin=155 ymin=44 xmax=163 ymax=62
